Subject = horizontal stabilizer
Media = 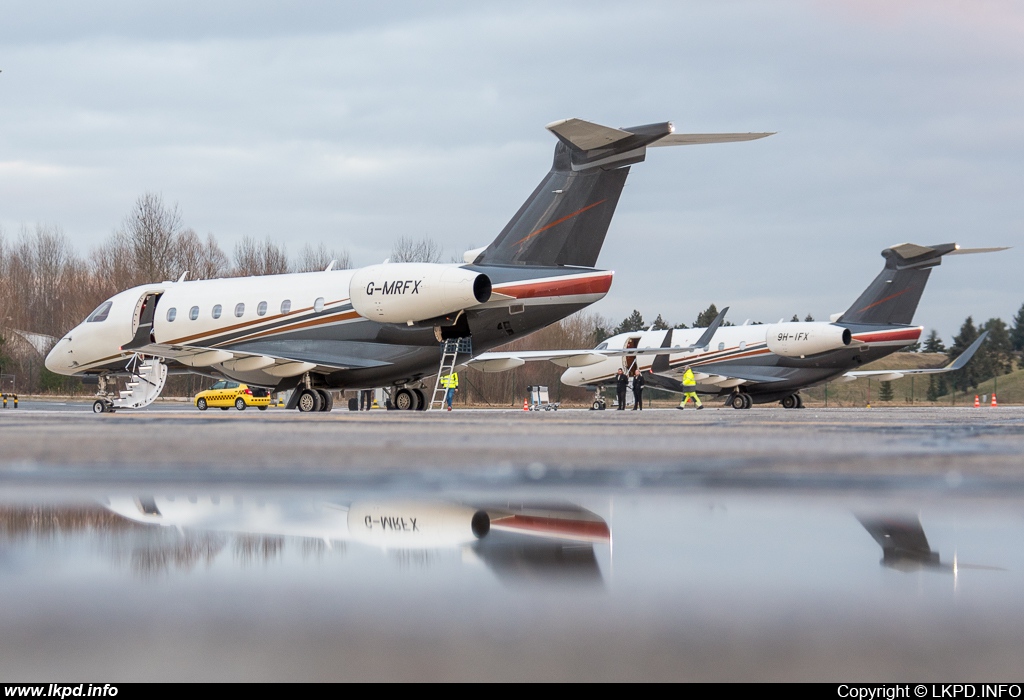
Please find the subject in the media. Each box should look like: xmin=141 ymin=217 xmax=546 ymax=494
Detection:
xmin=545 ymin=118 xmax=633 ymax=151
xmin=648 ymin=132 xmax=775 ymax=147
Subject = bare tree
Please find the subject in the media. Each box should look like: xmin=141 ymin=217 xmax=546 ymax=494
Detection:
xmin=293 ymin=242 xmax=351 ymax=272
xmin=232 ymin=236 xmax=290 ymax=276
xmin=118 ymin=192 xmax=184 ymax=284
xmin=175 ymin=229 xmax=229 ymax=280
xmin=390 ymin=236 xmax=443 ymax=263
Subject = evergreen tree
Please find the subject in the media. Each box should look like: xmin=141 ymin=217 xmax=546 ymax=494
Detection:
xmin=926 ymin=374 xmax=947 ymax=402
xmin=804 ymin=314 xmax=814 ymax=322
xmin=948 ymin=317 xmax=980 ymax=392
xmin=878 ymin=381 xmax=894 ymax=402
xmin=694 ymin=304 xmax=720 ymax=328
xmin=615 ymin=310 xmax=645 ymax=334
xmin=790 ymin=314 xmax=800 ymax=322
xmin=1011 ymin=302 xmax=1024 ymax=352
xmin=978 ymin=317 xmax=1014 ymax=380
xmin=922 ymin=329 xmax=945 ymax=354
xmin=651 ymin=314 xmax=670 ymax=330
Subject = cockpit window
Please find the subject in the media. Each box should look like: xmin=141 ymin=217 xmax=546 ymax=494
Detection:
xmin=86 ymin=301 xmax=113 ymax=323
xmin=595 ymin=342 xmax=608 ymax=350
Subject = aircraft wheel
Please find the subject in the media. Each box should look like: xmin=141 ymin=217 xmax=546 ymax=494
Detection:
xmin=297 ymin=388 xmax=322 ymax=413
xmin=742 ymin=394 xmax=753 ymax=409
xmin=781 ymin=394 xmax=797 ymax=409
xmin=394 ymin=388 xmax=415 ymax=411
xmin=92 ymin=400 xmax=108 ymax=414
xmin=592 ymin=400 xmax=602 ymax=410
xmin=197 ymin=398 xmax=208 ymax=411
xmin=235 ymin=397 xmax=246 ymax=411
xmin=317 ymin=389 xmax=334 ymax=412
xmin=796 ymin=394 xmax=804 ymax=408
xmin=729 ymin=394 xmax=743 ymax=410
xmin=413 ymin=388 xmax=426 ymax=411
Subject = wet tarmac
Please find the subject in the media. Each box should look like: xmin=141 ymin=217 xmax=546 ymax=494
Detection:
xmin=2 ymin=402 xmax=1024 ymax=680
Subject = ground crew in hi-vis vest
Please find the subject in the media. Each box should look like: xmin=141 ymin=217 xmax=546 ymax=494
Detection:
xmin=678 ymin=365 xmax=703 ymax=410
xmin=440 ymin=372 xmax=459 ymax=411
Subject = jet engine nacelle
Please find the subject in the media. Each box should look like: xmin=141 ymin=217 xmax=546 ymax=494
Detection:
xmin=349 ymin=263 xmax=492 ymax=324
xmin=765 ymin=322 xmax=852 ymax=357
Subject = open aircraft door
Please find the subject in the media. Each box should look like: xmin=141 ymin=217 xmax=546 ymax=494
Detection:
xmin=623 ymin=336 xmax=641 ymax=375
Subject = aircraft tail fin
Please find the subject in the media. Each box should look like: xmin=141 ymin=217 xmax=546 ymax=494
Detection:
xmin=838 ymin=243 xmax=1005 ymax=326
xmin=472 ymin=119 xmax=675 ymax=267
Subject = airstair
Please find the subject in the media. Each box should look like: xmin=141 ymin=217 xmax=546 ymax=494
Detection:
xmin=428 ymin=338 xmax=471 ymax=411
xmin=113 ymin=355 xmax=168 ymax=410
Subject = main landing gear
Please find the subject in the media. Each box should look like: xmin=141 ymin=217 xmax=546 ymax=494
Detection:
xmin=296 ymin=388 xmax=335 ymax=413
xmin=780 ymin=393 xmax=804 ymax=409
xmin=728 ymin=393 xmax=753 ymax=410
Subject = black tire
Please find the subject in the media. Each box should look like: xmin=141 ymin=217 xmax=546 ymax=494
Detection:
xmin=235 ymin=397 xmax=246 ymax=411
xmin=729 ymin=395 xmax=743 ymax=410
xmin=796 ymin=394 xmax=804 ymax=408
xmin=297 ymin=389 xmax=322 ymax=413
xmin=257 ymin=406 xmax=267 ymax=411
xmin=220 ymin=407 xmax=229 ymax=411
xmin=781 ymin=395 xmax=797 ymax=409
xmin=93 ymin=400 xmax=107 ymax=414
xmin=413 ymin=388 xmax=426 ymax=411
xmin=394 ymin=388 xmax=415 ymax=411
xmin=197 ymin=398 xmax=208 ymax=411
xmin=592 ymin=400 xmax=602 ymax=410
xmin=742 ymin=394 xmax=753 ymax=410
xmin=317 ymin=389 xmax=334 ymax=412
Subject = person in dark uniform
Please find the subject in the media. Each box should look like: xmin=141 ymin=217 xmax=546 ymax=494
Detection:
xmin=360 ymin=389 xmax=373 ymax=411
xmin=615 ymin=368 xmax=628 ymax=410
xmin=632 ymin=369 xmax=645 ymax=410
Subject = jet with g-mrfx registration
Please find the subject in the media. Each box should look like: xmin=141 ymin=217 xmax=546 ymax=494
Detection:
xmin=44 ymin=118 xmax=772 ymax=413
xmin=468 ymin=242 xmax=1003 ymax=408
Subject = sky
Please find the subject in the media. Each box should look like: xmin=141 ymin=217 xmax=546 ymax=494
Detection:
xmin=1 ymin=0 xmax=1022 ymax=342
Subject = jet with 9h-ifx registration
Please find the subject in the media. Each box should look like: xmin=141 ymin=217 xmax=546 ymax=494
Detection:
xmin=43 ymin=118 xmax=772 ymax=413
xmin=468 ymin=242 xmax=1004 ymax=408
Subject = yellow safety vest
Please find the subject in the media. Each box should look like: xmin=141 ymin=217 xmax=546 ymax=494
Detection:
xmin=441 ymin=373 xmax=459 ymax=389
xmin=682 ymin=368 xmax=696 ymax=387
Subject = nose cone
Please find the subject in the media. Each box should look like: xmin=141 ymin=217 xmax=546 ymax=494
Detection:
xmin=45 ymin=337 xmax=72 ymax=374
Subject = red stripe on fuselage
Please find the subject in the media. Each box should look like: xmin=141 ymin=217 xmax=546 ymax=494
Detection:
xmin=495 ymin=273 xmax=613 ymax=300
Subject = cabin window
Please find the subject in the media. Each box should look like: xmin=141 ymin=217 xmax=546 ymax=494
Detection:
xmin=280 ymin=299 xmax=292 ymax=314
xmin=86 ymin=301 xmax=113 ymax=323
xmin=189 ymin=306 xmax=199 ymax=321
xmin=257 ymin=301 xmax=268 ymax=316
xmin=166 ymin=308 xmax=177 ymax=322
xmin=739 ymin=341 xmax=746 ymax=351
xmin=595 ymin=342 xmax=608 ymax=350
xmin=234 ymin=303 xmax=245 ymax=318
xmin=212 ymin=304 xmax=222 ymax=319
xmin=718 ymin=342 xmax=725 ymax=351
xmin=314 ymin=297 xmax=325 ymax=313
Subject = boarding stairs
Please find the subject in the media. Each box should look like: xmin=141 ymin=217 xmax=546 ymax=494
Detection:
xmin=113 ymin=355 xmax=168 ymax=410
xmin=428 ymin=337 xmax=471 ymax=411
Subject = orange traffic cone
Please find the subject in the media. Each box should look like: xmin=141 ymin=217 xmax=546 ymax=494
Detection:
xmin=974 ymin=395 xmax=980 ymax=408
xmin=992 ymin=393 xmax=998 ymax=407
xmin=523 ymin=397 xmax=529 ymax=411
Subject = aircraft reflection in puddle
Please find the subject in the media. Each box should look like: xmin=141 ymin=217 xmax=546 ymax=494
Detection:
xmin=857 ymin=514 xmax=1003 ymax=578
xmin=103 ymin=495 xmax=611 ymax=585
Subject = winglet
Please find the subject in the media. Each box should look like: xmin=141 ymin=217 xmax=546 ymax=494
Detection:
xmin=945 ymin=331 xmax=988 ymax=371
xmin=693 ymin=307 xmax=729 ymax=350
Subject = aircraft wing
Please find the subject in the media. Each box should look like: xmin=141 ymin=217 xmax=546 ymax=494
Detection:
xmin=648 ymin=132 xmax=775 ymax=146
xmin=123 ymin=341 xmax=365 ymax=378
xmin=467 ymin=307 xmax=730 ymax=373
xmin=840 ymin=331 xmax=988 ymax=382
